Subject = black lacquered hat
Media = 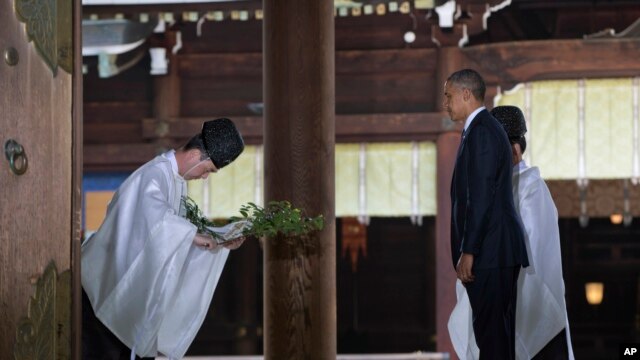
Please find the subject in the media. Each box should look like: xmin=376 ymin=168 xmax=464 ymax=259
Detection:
xmin=201 ymin=118 xmax=244 ymax=169
xmin=491 ymin=105 xmax=527 ymax=139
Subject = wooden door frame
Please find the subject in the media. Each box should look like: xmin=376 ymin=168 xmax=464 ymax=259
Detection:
xmin=72 ymin=0 xmax=83 ymax=357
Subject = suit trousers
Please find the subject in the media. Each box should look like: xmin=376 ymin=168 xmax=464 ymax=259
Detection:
xmin=465 ymin=266 xmax=520 ymax=360
xmin=82 ymin=288 xmax=155 ymax=360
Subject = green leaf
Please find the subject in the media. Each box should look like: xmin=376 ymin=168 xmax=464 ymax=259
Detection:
xmin=181 ymin=196 xmax=324 ymax=241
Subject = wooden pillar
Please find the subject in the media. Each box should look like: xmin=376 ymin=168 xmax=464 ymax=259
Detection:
xmin=435 ymin=46 xmax=462 ymax=359
xmin=263 ymin=1 xmax=335 ymax=360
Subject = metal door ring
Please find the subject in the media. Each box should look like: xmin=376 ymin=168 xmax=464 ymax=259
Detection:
xmin=4 ymin=139 xmax=28 ymax=175
xmin=4 ymin=47 xmax=19 ymax=66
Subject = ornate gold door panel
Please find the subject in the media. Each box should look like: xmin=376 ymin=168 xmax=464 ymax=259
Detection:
xmin=0 ymin=0 xmax=80 ymax=357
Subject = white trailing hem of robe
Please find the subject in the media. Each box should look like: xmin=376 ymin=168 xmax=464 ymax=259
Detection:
xmin=448 ymin=162 xmax=574 ymax=360
xmin=82 ymin=153 xmax=229 ymax=359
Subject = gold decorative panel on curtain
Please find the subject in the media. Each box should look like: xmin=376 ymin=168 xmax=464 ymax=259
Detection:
xmin=495 ymin=78 xmax=639 ymax=181
xmin=188 ymin=142 xmax=437 ymax=219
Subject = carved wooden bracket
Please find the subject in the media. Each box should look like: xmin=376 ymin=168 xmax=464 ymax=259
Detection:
xmin=428 ymin=1 xmax=512 ymax=47
xmin=142 ymin=113 xmax=452 ymax=143
xmin=14 ymin=0 xmax=73 ymax=75
xmin=461 ymin=39 xmax=640 ymax=90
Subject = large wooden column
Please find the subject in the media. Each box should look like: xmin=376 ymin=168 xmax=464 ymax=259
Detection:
xmin=263 ymin=1 xmax=336 ymax=360
xmin=435 ymin=46 xmax=462 ymax=359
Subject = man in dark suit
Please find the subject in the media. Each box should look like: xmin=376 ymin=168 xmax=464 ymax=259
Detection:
xmin=445 ymin=69 xmax=529 ymax=359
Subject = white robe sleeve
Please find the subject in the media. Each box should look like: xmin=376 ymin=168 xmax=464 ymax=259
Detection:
xmin=157 ymin=246 xmax=229 ymax=358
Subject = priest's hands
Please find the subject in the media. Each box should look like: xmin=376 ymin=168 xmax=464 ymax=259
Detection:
xmin=456 ymin=253 xmax=475 ymax=283
xmin=193 ymin=233 xmax=219 ymax=250
xmin=193 ymin=234 xmax=246 ymax=251
xmin=223 ymin=236 xmax=246 ymax=250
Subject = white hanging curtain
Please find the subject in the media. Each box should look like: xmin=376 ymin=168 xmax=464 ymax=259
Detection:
xmin=188 ymin=145 xmax=261 ymax=218
xmin=188 ymin=142 xmax=437 ymax=219
xmin=495 ymin=78 xmax=637 ymax=180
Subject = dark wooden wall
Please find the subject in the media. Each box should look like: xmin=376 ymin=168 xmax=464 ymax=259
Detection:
xmin=84 ymin=61 xmax=152 ymax=146
xmin=336 ymin=218 xmax=436 ymax=354
xmin=174 ymin=48 xmax=437 ymax=117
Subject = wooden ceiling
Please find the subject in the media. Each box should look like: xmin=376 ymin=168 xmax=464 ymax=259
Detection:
xmin=82 ymin=0 xmax=640 ymax=171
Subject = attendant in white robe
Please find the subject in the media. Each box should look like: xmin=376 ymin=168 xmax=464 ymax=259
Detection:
xmin=448 ymin=106 xmax=575 ymax=360
xmin=82 ymin=118 xmax=245 ymax=360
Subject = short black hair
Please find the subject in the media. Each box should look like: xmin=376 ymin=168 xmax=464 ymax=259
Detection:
xmin=447 ymin=69 xmax=486 ymax=101
xmin=182 ymin=135 xmax=209 ymax=160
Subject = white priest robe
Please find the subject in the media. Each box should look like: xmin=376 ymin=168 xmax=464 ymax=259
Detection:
xmin=448 ymin=161 xmax=574 ymax=360
xmin=82 ymin=151 xmax=230 ymax=359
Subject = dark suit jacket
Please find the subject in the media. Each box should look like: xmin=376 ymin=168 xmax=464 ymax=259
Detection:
xmin=450 ymin=109 xmax=529 ymax=270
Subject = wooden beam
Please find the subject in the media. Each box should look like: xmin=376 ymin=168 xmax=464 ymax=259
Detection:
xmin=140 ymin=112 xmax=458 ymax=144
xmin=85 ymin=122 xmax=144 ymax=144
xmin=462 ymin=38 xmax=640 ymax=89
xmin=83 ymin=0 xmax=262 ymax=15
xmin=176 ymin=48 xmax=437 ymax=116
xmin=84 ymin=143 xmax=160 ymax=171
xmin=517 ymin=0 xmax=640 ymax=9
xmin=142 ymin=116 xmax=263 ymax=142
xmin=177 ymin=53 xmax=263 ymax=78
xmin=334 ymin=113 xmax=453 ymax=142
xmin=177 ymin=49 xmax=436 ymax=78
xmin=84 ymin=101 xmax=151 ymax=123
xmin=86 ymin=112 xmax=457 ymax=170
